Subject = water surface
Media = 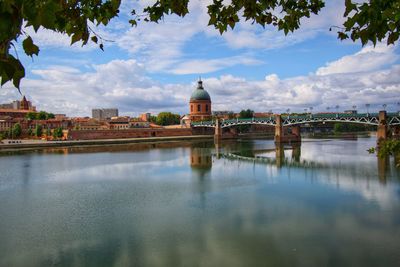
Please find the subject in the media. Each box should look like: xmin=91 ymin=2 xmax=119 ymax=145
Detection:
xmin=0 ymin=137 xmax=399 ymax=267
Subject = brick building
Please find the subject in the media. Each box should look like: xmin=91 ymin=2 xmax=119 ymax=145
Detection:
xmin=189 ymin=79 xmax=212 ymax=121
xmin=0 ymin=96 xmax=36 ymax=111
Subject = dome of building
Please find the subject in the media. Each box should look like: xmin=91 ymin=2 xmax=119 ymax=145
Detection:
xmin=190 ymin=80 xmax=211 ymax=101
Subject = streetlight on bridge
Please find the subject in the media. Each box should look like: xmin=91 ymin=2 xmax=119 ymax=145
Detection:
xmin=365 ymin=103 xmax=370 ymax=114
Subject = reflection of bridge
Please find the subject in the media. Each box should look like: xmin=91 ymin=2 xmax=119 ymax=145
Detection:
xmin=219 ymin=152 xmax=324 ymax=169
xmin=192 ymin=111 xmax=400 ymax=143
xmin=217 ymin=145 xmax=392 ymax=183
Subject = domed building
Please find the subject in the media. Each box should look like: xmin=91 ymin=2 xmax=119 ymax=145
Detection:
xmin=189 ymin=79 xmax=212 ymax=121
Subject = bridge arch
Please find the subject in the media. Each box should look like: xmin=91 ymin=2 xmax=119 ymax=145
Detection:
xmin=190 ymin=111 xmax=398 ymax=143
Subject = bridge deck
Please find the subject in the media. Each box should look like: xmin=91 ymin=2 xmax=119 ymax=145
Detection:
xmin=192 ymin=112 xmax=400 ymax=127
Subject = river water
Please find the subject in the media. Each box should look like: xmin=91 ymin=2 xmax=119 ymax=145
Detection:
xmin=0 ymin=137 xmax=399 ymax=267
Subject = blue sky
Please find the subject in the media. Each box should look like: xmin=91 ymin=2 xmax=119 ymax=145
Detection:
xmin=1 ymin=0 xmax=400 ymax=117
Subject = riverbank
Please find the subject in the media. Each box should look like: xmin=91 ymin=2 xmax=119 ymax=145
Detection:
xmin=0 ymin=135 xmax=213 ymax=152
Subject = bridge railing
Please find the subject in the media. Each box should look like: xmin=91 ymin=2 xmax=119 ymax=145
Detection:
xmin=282 ymin=113 xmax=383 ymax=120
xmin=191 ymin=112 xmax=399 ymax=127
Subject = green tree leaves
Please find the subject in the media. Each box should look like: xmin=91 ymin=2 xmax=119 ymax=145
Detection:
xmin=53 ymin=127 xmax=63 ymax=138
xmin=156 ymin=112 xmax=180 ymax=126
xmin=22 ymin=36 xmax=39 ymax=56
xmin=34 ymin=124 xmax=42 ymax=137
xmin=239 ymin=109 xmax=254 ymax=119
xmin=0 ymin=0 xmax=121 ymax=89
xmin=25 ymin=111 xmax=55 ymax=120
xmin=12 ymin=122 xmax=22 ymax=137
xmin=339 ymin=0 xmax=400 ymax=46
xmin=0 ymin=54 xmax=25 ymax=88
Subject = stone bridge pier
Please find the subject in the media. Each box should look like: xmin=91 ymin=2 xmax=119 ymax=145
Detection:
xmin=377 ymin=111 xmax=389 ymax=143
xmin=275 ymin=114 xmax=301 ymax=144
xmin=214 ymin=118 xmax=222 ymax=143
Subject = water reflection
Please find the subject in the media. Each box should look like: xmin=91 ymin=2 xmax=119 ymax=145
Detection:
xmin=0 ymin=137 xmax=400 ymax=267
xmin=377 ymin=155 xmax=390 ymax=184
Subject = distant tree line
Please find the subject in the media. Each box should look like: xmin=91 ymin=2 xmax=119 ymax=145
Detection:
xmin=237 ymin=109 xmax=254 ymax=133
xmin=0 ymin=123 xmax=22 ymax=140
xmin=0 ymin=124 xmax=63 ymax=140
xmin=154 ymin=112 xmax=180 ymax=126
xmin=26 ymin=111 xmax=55 ymax=120
xmin=333 ymin=123 xmax=376 ymax=133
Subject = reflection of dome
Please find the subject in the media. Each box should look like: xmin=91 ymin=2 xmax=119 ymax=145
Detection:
xmin=190 ymin=80 xmax=211 ymax=101
xmin=190 ymin=147 xmax=212 ymax=172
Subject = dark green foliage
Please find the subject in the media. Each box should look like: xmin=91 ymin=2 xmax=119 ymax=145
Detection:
xmin=25 ymin=112 xmax=36 ymax=120
xmin=34 ymin=124 xmax=42 ymax=137
xmin=53 ymin=127 xmax=63 ymax=138
xmin=149 ymin=115 xmax=158 ymax=123
xmin=1 ymin=0 xmax=121 ymax=88
xmin=37 ymin=111 xmax=47 ymax=120
xmin=237 ymin=109 xmax=254 ymax=132
xmin=378 ymin=139 xmax=400 ymax=157
xmin=27 ymin=128 xmax=32 ymax=136
xmin=156 ymin=112 xmax=180 ymax=126
xmin=1 ymin=0 xmax=400 ymax=88
xmin=12 ymin=122 xmax=21 ymax=137
xmin=369 ymin=139 xmax=400 ymax=166
xmin=25 ymin=111 xmax=54 ymax=120
xmin=0 ymin=131 xmax=6 ymax=140
xmin=339 ymin=0 xmax=400 ymax=46
xmin=333 ymin=123 xmax=376 ymax=133
xmin=239 ymin=109 xmax=254 ymax=119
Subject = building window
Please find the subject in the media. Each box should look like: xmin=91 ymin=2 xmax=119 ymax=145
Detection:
xmin=197 ymin=104 xmax=201 ymax=112
xmin=206 ymin=104 xmax=208 ymax=112
xmin=191 ymin=105 xmax=193 ymax=112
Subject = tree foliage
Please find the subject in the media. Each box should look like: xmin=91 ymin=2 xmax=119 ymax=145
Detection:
xmin=237 ymin=109 xmax=254 ymax=132
xmin=239 ymin=109 xmax=254 ymax=119
xmin=1 ymin=0 xmax=400 ymax=88
xmin=333 ymin=123 xmax=376 ymax=133
xmin=26 ymin=111 xmax=55 ymax=120
xmin=53 ymin=127 xmax=63 ymax=139
xmin=34 ymin=124 xmax=42 ymax=137
xmin=156 ymin=112 xmax=180 ymax=126
xmin=149 ymin=115 xmax=158 ymax=123
xmin=369 ymin=139 xmax=400 ymax=166
xmin=12 ymin=122 xmax=22 ymax=137
xmin=1 ymin=0 xmax=121 ymax=88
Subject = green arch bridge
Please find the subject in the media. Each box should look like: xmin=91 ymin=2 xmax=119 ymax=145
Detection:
xmin=192 ymin=112 xmax=400 ymax=128
xmin=191 ymin=111 xmax=400 ymax=143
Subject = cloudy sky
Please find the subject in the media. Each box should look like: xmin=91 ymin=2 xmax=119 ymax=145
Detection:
xmin=1 ymin=0 xmax=400 ymax=117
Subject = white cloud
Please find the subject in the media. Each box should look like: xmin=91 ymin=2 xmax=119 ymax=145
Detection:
xmin=169 ymin=56 xmax=263 ymax=74
xmin=2 ymin=60 xmax=188 ymax=116
xmin=2 ymin=41 xmax=400 ymax=117
xmin=317 ymin=44 xmax=399 ymax=75
xmin=113 ymin=0 xmax=347 ymax=73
